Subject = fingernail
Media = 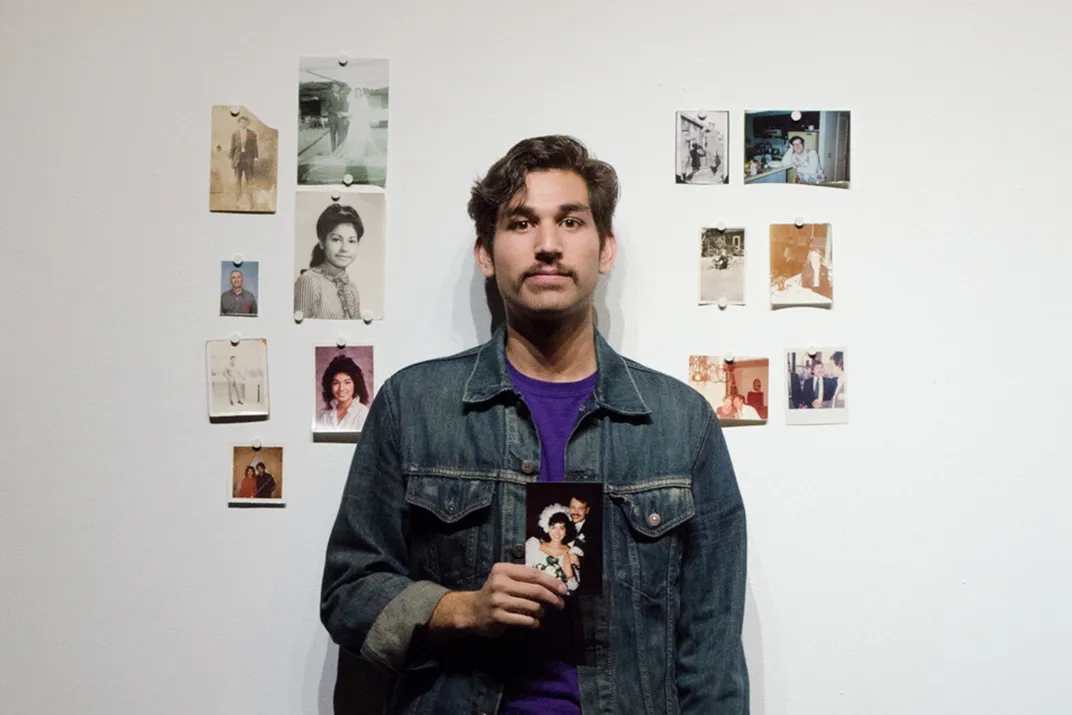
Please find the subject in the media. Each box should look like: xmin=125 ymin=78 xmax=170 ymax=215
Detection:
xmin=559 ymin=584 xmax=568 ymax=596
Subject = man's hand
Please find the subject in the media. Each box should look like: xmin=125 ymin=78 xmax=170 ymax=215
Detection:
xmin=429 ymin=563 xmax=568 ymax=638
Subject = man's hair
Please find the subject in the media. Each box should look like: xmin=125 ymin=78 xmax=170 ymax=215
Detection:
xmin=789 ymin=136 xmax=804 ymax=146
xmin=831 ymin=351 xmax=844 ymax=369
xmin=238 ymin=116 xmax=250 ymax=124
xmin=255 ymin=463 xmax=264 ymax=471
xmin=467 ymin=135 xmax=619 ymax=252
xmin=569 ymin=496 xmax=588 ymax=507
xmin=230 ymin=269 xmax=243 ymax=277
xmin=321 ymin=354 xmax=370 ymax=408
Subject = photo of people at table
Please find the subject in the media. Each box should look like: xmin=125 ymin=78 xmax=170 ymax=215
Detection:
xmin=688 ymin=355 xmax=768 ymax=426
xmin=744 ymin=110 xmax=850 ymax=188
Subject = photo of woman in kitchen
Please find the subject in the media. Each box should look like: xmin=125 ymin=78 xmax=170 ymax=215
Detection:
xmin=743 ymin=110 xmax=850 ymax=189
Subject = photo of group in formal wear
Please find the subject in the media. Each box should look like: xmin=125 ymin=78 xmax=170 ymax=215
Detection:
xmin=297 ymin=57 xmax=389 ymax=187
xmin=676 ymin=110 xmax=728 ymax=185
xmin=206 ymin=338 xmax=269 ymax=420
xmin=688 ymin=355 xmax=768 ymax=426
xmin=230 ymin=446 xmax=284 ymax=505
xmin=786 ymin=348 xmax=848 ymax=425
xmin=313 ymin=346 xmax=373 ymax=440
xmin=293 ymin=190 xmax=386 ymax=321
xmin=525 ymin=483 xmax=602 ymax=596
xmin=219 ymin=261 xmax=258 ymax=317
xmin=770 ymin=223 xmax=834 ymax=308
xmin=699 ymin=227 xmax=745 ymax=305
xmin=744 ymin=110 xmax=851 ymax=188
xmin=208 ymin=106 xmax=278 ymax=213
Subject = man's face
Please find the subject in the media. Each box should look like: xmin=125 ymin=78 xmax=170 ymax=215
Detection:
xmin=229 ymin=356 xmax=236 ymax=365
xmin=476 ymin=169 xmax=615 ymax=321
xmin=230 ymin=270 xmax=244 ymax=290
xmin=753 ymin=379 xmax=761 ymax=391
xmin=568 ymin=498 xmax=589 ymax=523
xmin=239 ymin=118 xmax=249 ymax=131
xmin=812 ymin=362 xmax=825 ymax=377
xmin=255 ymin=464 xmax=264 ymax=474
xmin=733 ymin=395 xmax=744 ymax=408
xmin=790 ymin=139 xmax=803 ymax=153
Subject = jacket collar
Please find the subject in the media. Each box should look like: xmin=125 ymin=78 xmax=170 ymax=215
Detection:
xmin=462 ymin=325 xmax=651 ymax=417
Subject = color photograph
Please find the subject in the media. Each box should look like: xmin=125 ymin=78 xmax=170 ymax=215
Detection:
xmin=770 ymin=223 xmax=833 ymax=308
xmin=313 ymin=345 xmax=374 ymax=440
xmin=688 ymin=355 xmax=768 ymax=426
xmin=219 ymin=260 xmax=258 ymax=317
xmin=744 ymin=110 xmax=850 ymax=188
xmin=230 ymin=446 xmax=284 ymax=505
xmin=525 ymin=482 xmax=603 ymax=596
xmin=786 ymin=348 xmax=848 ymax=425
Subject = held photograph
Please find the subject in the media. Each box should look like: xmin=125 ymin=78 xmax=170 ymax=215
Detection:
xmin=688 ymin=355 xmax=769 ymax=426
xmin=219 ymin=260 xmax=258 ymax=317
xmin=770 ymin=223 xmax=833 ymax=308
xmin=699 ymin=227 xmax=745 ymax=306
xmin=676 ymin=110 xmax=728 ymax=185
xmin=230 ymin=446 xmax=284 ymax=506
xmin=525 ymin=482 xmax=603 ymax=597
xmin=744 ymin=110 xmax=851 ymax=188
xmin=209 ymin=106 xmax=278 ymax=213
xmin=298 ymin=57 xmax=389 ymax=187
xmin=313 ymin=345 xmax=374 ymax=441
xmin=294 ymin=189 xmax=386 ymax=321
xmin=206 ymin=338 xmax=269 ymax=420
xmin=786 ymin=348 xmax=848 ymax=425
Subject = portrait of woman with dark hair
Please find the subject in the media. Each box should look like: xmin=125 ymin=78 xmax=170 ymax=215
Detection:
xmin=525 ymin=503 xmax=581 ymax=593
xmin=294 ymin=203 xmax=364 ymax=320
xmin=237 ymin=465 xmax=257 ymax=499
xmin=316 ymin=353 xmax=371 ymax=432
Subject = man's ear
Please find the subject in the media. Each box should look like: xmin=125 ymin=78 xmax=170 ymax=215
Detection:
xmin=598 ymin=232 xmax=617 ymax=275
xmin=475 ymin=239 xmax=495 ymax=278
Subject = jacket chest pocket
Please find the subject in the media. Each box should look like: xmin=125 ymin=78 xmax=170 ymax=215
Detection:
xmin=404 ymin=474 xmax=495 ymax=589
xmin=609 ymin=480 xmax=695 ymax=600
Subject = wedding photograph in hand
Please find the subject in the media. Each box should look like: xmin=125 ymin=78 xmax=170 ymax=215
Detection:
xmin=525 ymin=482 xmax=602 ymax=596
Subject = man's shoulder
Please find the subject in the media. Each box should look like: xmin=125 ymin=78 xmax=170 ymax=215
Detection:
xmin=382 ymin=342 xmax=484 ymax=401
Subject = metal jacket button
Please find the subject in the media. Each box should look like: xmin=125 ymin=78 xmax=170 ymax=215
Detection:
xmin=521 ymin=460 xmax=536 ymax=475
xmin=511 ymin=544 xmax=525 ymax=559
xmin=647 ymin=512 xmax=661 ymax=527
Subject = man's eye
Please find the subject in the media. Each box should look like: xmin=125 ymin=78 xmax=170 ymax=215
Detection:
xmin=512 ymin=220 xmax=530 ymax=230
xmin=563 ymin=218 xmax=583 ymax=228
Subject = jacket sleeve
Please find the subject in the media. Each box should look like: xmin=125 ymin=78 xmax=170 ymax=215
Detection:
xmin=320 ymin=378 xmax=450 ymax=674
xmin=676 ymin=408 xmax=749 ymax=713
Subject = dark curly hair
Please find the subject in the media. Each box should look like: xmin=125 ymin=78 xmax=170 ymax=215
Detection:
xmin=311 ymin=204 xmax=364 ymax=268
xmin=540 ymin=511 xmax=578 ymax=545
xmin=467 ymin=135 xmax=619 ymax=253
xmin=321 ymin=354 xmax=369 ymax=409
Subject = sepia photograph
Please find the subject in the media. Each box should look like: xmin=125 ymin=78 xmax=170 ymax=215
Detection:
xmin=209 ymin=106 xmax=278 ymax=213
xmin=676 ymin=110 xmax=729 ymax=185
xmin=294 ymin=189 xmax=386 ymax=321
xmin=525 ymin=482 xmax=603 ymax=596
xmin=786 ymin=348 xmax=848 ymax=425
xmin=313 ymin=345 xmax=373 ymax=440
xmin=688 ymin=355 xmax=769 ymax=426
xmin=206 ymin=338 xmax=269 ymax=420
xmin=298 ymin=57 xmax=389 ymax=187
xmin=219 ymin=260 xmax=258 ymax=317
xmin=699 ymin=227 xmax=745 ymax=305
xmin=744 ymin=110 xmax=851 ymax=188
xmin=230 ymin=446 xmax=284 ymax=506
xmin=770 ymin=223 xmax=833 ymax=308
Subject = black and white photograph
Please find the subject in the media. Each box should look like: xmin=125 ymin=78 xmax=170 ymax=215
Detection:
xmin=219 ymin=260 xmax=258 ymax=317
xmin=206 ymin=338 xmax=269 ymax=420
xmin=209 ymin=106 xmax=278 ymax=213
xmin=770 ymin=223 xmax=833 ymax=308
xmin=786 ymin=348 xmax=848 ymax=425
xmin=699 ymin=227 xmax=745 ymax=305
xmin=676 ymin=110 xmax=728 ymax=184
xmin=744 ymin=110 xmax=851 ymax=188
xmin=298 ymin=57 xmax=389 ymax=187
xmin=294 ymin=189 xmax=386 ymax=321
xmin=525 ymin=482 xmax=603 ymax=597
xmin=688 ymin=355 xmax=768 ymax=426
xmin=231 ymin=446 xmax=284 ymax=506
xmin=313 ymin=345 xmax=373 ymax=441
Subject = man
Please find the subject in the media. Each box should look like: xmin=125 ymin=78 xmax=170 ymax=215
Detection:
xmin=220 ymin=269 xmax=257 ymax=316
xmin=731 ymin=394 xmax=761 ymax=421
xmin=747 ymin=379 xmax=765 ymax=414
xmin=320 ymin=136 xmax=748 ymax=714
xmin=326 ymin=84 xmax=349 ymax=152
xmin=800 ymin=244 xmax=832 ymax=298
xmin=229 ymin=115 xmax=258 ymax=201
xmin=802 ymin=360 xmax=838 ymax=409
xmin=223 ymin=355 xmax=243 ymax=406
xmin=253 ymin=462 xmax=276 ymax=498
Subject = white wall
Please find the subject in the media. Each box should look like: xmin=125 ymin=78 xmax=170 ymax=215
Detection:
xmin=2 ymin=1 xmax=1071 ymax=713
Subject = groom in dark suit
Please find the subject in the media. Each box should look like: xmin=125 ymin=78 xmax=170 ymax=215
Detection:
xmin=230 ymin=115 xmax=258 ymax=199
xmin=326 ymin=84 xmax=350 ymax=152
xmin=801 ymin=361 xmax=838 ymax=409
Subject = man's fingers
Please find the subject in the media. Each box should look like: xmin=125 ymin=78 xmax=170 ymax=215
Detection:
xmin=500 ymin=564 xmax=569 ymax=594
xmin=500 ymin=579 xmax=566 ymax=609
xmin=491 ymin=594 xmax=545 ymax=619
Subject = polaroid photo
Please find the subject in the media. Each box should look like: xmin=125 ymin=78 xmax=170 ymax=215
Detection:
xmin=230 ymin=446 xmax=285 ymax=506
xmin=770 ymin=223 xmax=833 ymax=308
xmin=699 ymin=227 xmax=745 ymax=306
xmin=209 ymin=106 xmax=278 ymax=213
xmin=785 ymin=348 xmax=848 ymax=425
xmin=688 ymin=355 xmax=769 ymax=426
xmin=220 ymin=260 xmax=258 ymax=317
xmin=297 ymin=57 xmax=389 ymax=188
xmin=525 ymin=482 xmax=602 ymax=597
xmin=206 ymin=338 xmax=269 ymax=420
xmin=294 ymin=189 xmax=386 ymax=322
xmin=313 ymin=345 xmax=374 ymax=442
xmin=744 ymin=110 xmax=850 ymax=188
xmin=676 ymin=111 xmax=729 ymax=185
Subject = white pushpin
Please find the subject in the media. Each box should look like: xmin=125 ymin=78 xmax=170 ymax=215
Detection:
xmin=232 ymin=254 xmax=244 ymax=267
xmin=807 ymin=345 xmax=818 ymax=356
xmin=338 ymin=54 xmax=348 ymax=66
xmin=252 ymin=437 xmax=262 ymax=450
xmin=791 ymin=110 xmax=802 ymax=121
xmin=723 ymin=352 xmax=735 ymax=364
xmin=336 ymin=335 xmax=347 ymax=348
xmin=229 ymin=105 xmax=241 ymax=116
xmin=717 ymin=297 xmax=728 ymax=310
xmin=794 ymin=216 xmax=805 ymax=228
xmin=715 ymin=221 xmax=727 ymax=232
xmin=361 ymin=308 xmax=374 ymax=323
xmin=342 ymin=173 xmax=354 ymax=186
xmin=330 ymin=189 xmax=341 ymax=201
xmin=293 ymin=310 xmax=304 ymax=323
xmin=229 ymin=332 xmax=241 ymax=346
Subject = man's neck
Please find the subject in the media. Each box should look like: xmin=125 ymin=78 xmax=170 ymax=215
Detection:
xmin=504 ymin=309 xmax=597 ymax=383
xmin=232 ymin=287 xmax=243 ymax=295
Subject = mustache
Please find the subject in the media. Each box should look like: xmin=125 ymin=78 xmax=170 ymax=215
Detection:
xmin=523 ymin=265 xmax=574 ymax=278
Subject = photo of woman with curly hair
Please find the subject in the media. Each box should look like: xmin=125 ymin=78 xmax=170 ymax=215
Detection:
xmin=313 ymin=346 xmax=374 ymax=436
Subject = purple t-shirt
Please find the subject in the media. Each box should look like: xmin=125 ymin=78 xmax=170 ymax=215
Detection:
xmin=499 ymin=362 xmax=596 ymax=715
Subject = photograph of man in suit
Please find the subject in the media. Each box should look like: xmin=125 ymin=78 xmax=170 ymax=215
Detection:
xmin=327 ymin=84 xmax=350 ymax=152
xmin=230 ymin=115 xmax=258 ymax=203
xmin=254 ymin=462 xmax=276 ymax=499
xmin=801 ymin=360 xmax=839 ymax=409
xmin=800 ymin=245 xmax=832 ymax=299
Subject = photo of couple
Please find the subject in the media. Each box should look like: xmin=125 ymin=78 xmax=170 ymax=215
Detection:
xmin=525 ymin=483 xmax=602 ymax=596
xmin=786 ymin=348 xmax=848 ymax=425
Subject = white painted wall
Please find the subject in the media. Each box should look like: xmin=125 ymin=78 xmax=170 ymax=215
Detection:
xmin=2 ymin=1 xmax=1071 ymax=713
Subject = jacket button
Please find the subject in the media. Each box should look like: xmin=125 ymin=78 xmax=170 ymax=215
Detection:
xmin=446 ymin=499 xmax=456 ymax=513
xmin=647 ymin=512 xmax=661 ymax=527
xmin=511 ymin=544 xmax=525 ymax=559
xmin=521 ymin=460 xmax=536 ymax=475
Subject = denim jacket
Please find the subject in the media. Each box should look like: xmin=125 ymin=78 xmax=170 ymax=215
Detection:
xmin=321 ymin=327 xmax=749 ymax=714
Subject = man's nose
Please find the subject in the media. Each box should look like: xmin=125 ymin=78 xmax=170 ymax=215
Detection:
xmin=534 ymin=222 xmax=563 ymax=255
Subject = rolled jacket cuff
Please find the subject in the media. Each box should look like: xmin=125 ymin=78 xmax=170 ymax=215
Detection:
xmin=360 ymin=580 xmax=451 ymax=674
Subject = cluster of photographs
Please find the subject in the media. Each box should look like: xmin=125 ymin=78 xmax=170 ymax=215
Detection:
xmin=207 ymin=57 xmax=392 ymax=507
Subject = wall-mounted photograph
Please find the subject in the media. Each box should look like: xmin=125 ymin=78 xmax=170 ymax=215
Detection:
xmin=209 ymin=105 xmax=278 ymax=213
xmin=699 ymin=227 xmax=745 ymax=305
xmin=770 ymin=223 xmax=833 ymax=308
xmin=206 ymin=338 xmax=269 ymax=420
xmin=313 ymin=345 xmax=374 ymax=440
xmin=231 ymin=446 xmax=284 ymax=505
xmin=219 ymin=260 xmax=258 ymax=317
xmin=744 ymin=110 xmax=850 ymax=188
xmin=676 ymin=110 xmax=729 ymax=185
xmin=688 ymin=355 xmax=769 ymax=426
xmin=786 ymin=348 xmax=847 ymax=425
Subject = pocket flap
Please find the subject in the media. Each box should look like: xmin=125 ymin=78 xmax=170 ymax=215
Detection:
xmin=611 ymin=481 xmax=695 ymax=538
xmin=405 ymin=475 xmax=494 ymax=524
